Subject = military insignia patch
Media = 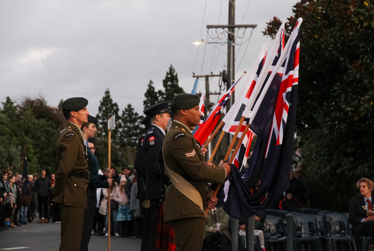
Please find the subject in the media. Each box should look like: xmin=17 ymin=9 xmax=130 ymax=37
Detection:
xmin=65 ymin=133 xmax=75 ymax=138
xmin=185 ymin=150 xmax=196 ymax=157
xmin=174 ymin=133 xmax=185 ymax=139
xmin=149 ymin=136 xmax=155 ymax=145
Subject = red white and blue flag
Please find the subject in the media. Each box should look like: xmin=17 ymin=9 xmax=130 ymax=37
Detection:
xmin=193 ymin=74 xmax=245 ymax=145
xmin=224 ymin=19 xmax=302 ymax=220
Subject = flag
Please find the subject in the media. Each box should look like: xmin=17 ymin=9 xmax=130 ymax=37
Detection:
xmin=191 ymin=78 xmax=199 ymax=95
xmin=193 ymin=74 xmax=245 ymax=145
xmin=192 ymin=90 xmax=206 ymax=135
xmin=222 ymin=45 xmax=267 ymax=137
xmin=224 ymin=18 xmax=302 ymax=220
xmin=232 ymin=130 xmax=255 ymax=171
xmin=21 ymin=151 xmax=29 ymax=195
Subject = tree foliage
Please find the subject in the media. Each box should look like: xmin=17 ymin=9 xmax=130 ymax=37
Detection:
xmin=96 ymin=88 xmax=121 ymax=139
xmin=264 ymin=0 xmax=374 ymax=211
xmin=143 ymin=80 xmax=159 ymax=111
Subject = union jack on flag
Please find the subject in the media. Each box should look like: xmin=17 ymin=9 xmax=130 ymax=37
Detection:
xmin=224 ymin=18 xmax=303 ymax=220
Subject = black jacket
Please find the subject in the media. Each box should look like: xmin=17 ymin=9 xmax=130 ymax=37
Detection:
xmin=34 ymin=177 xmax=51 ymax=198
xmin=143 ymin=125 xmax=169 ymax=200
xmin=349 ymin=195 xmax=373 ymax=227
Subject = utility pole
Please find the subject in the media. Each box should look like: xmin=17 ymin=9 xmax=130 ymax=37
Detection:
xmin=192 ymin=72 xmax=222 ymax=116
xmin=206 ymin=2 xmax=257 ymax=251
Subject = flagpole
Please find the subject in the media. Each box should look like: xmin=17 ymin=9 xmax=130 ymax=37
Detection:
xmin=229 ymin=124 xmax=251 ymax=163
xmin=107 ymin=127 xmax=111 ymax=251
xmin=202 ymin=121 xmax=224 ymax=149
xmin=208 ymin=131 xmax=225 ymax=164
xmin=223 ymin=116 xmax=246 ymax=160
xmin=204 ymin=116 xmax=248 ymax=217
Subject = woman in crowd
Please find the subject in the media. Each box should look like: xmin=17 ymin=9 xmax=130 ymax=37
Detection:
xmin=19 ymin=179 xmax=32 ymax=224
xmin=101 ymin=168 xmax=119 ymax=237
xmin=114 ymin=175 xmax=133 ymax=237
xmin=5 ymin=175 xmax=17 ymax=228
xmin=0 ymin=172 xmax=6 ymax=231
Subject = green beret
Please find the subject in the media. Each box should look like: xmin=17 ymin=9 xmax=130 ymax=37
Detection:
xmin=62 ymin=97 xmax=88 ymax=111
xmin=171 ymin=93 xmax=199 ymax=109
xmin=144 ymin=101 xmax=170 ymax=118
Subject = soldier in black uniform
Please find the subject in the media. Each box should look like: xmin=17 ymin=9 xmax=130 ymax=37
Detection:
xmin=53 ymin=97 xmax=90 ymax=251
xmin=80 ymin=115 xmax=113 ymax=251
xmin=141 ymin=102 xmax=171 ymax=251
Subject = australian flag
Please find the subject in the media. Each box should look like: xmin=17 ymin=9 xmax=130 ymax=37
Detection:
xmin=224 ymin=18 xmax=302 ymax=220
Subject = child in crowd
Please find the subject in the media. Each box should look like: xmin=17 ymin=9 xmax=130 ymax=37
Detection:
xmin=114 ymin=176 xmax=133 ymax=237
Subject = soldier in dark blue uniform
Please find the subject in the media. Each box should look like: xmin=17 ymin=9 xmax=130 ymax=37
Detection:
xmin=141 ymin=102 xmax=171 ymax=251
xmin=80 ymin=115 xmax=113 ymax=251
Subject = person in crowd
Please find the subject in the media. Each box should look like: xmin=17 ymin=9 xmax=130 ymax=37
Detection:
xmin=13 ymin=173 xmax=21 ymax=227
xmin=130 ymin=169 xmax=142 ymax=239
xmin=0 ymin=172 xmax=7 ymax=231
xmin=163 ymin=93 xmax=230 ymax=251
xmin=287 ymin=168 xmax=306 ymax=206
xmin=34 ymin=169 xmax=51 ymax=223
xmin=141 ymin=101 xmax=173 ymax=251
xmin=93 ymin=170 xmax=106 ymax=236
xmin=5 ymin=175 xmax=17 ymax=228
xmin=80 ymin=115 xmax=112 ymax=251
xmin=279 ymin=189 xmax=304 ymax=211
xmin=53 ymin=97 xmax=90 ymax=250
xmin=121 ymin=166 xmax=132 ymax=198
xmin=349 ymin=177 xmax=374 ymax=249
xmin=238 ymin=210 xmax=266 ymax=251
xmin=19 ymin=178 xmax=32 ymax=224
xmin=294 ymin=166 xmax=311 ymax=207
xmin=27 ymin=175 xmax=36 ymax=223
xmin=49 ymin=173 xmax=60 ymax=223
xmin=103 ymin=179 xmax=119 ymax=237
xmin=114 ymin=175 xmax=133 ymax=237
xmin=97 ymin=168 xmax=111 ymax=236
xmin=203 ymin=206 xmax=231 ymax=251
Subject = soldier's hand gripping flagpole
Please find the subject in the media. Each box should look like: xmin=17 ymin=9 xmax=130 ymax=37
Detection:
xmin=107 ymin=115 xmax=116 ymax=251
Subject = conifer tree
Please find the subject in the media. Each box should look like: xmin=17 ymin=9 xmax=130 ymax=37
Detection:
xmin=159 ymin=65 xmax=184 ymax=102
xmin=96 ymin=88 xmax=121 ymax=138
xmin=119 ymin=103 xmax=143 ymax=149
xmin=143 ymin=80 xmax=159 ymax=110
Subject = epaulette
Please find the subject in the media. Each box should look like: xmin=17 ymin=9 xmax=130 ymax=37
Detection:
xmin=174 ymin=132 xmax=185 ymax=139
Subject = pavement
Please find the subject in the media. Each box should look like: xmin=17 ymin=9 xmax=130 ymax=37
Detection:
xmin=0 ymin=220 xmax=141 ymax=251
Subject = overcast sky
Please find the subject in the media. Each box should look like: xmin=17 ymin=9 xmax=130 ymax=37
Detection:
xmin=0 ymin=0 xmax=298 ymax=116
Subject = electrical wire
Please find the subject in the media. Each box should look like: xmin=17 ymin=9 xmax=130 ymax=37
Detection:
xmin=199 ymin=33 xmax=209 ymax=75
xmin=193 ymin=0 xmax=208 ymax=74
xmin=236 ymin=28 xmax=255 ymax=72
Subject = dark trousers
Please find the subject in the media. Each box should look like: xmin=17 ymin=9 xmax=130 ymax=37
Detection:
xmin=203 ymin=232 xmax=229 ymax=251
xmin=14 ymin=202 xmax=20 ymax=224
xmin=141 ymin=199 xmax=159 ymax=251
xmin=80 ymin=195 xmax=96 ymax=251
xmin=59 ymin=205 xmax=84 ymax=251
xmin=134 ymin=216 xmax=143 ymax=238
xmin=171 ymin=217 xmax=206 ymax=251
xmin=38 ymin=196 xmax=49 ymax=218
xmin=92 ymin=207 xmax=100 ymax=233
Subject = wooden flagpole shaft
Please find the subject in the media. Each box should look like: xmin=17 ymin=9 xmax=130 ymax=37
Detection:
xmin=108 ymin=129 xmax=111 ymax=251
xmin=202 ymin=121 xmax=224 ymax=149
xmin=223 ymin=116 xmax=246 ymax=160
xmin=229 ymin=124 xmax=251 ymax=163
xmin=208 ymin=131 xmax=226 ymax=164
xmin=204 ymin=119 xmax=249 ymax=217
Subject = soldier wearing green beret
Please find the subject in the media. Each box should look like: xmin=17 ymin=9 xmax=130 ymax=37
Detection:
xmin=163 ymin=93 xmax=231 ymax=251
xmin=53 ymin=97 xmax=90 ymax=251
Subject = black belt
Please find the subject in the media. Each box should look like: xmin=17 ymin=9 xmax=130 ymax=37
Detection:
xmin=69 ymin=171 xmax=89 ymax=180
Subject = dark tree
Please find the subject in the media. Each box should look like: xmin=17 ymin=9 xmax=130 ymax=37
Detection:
xmin=96 ymin=89 xmax=121 ymax=139
xmin=143 ymin=80 xmax=159 ymax=110
xmin=158 ymin=65 xmax=184 ymax=102
xmin=119 ymin=103 xmax=143 ymax=149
